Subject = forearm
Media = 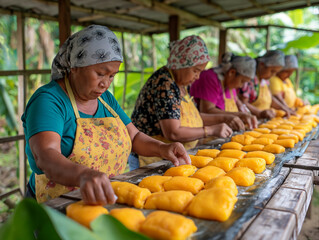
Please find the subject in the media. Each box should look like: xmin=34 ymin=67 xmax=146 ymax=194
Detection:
xmin=243 ymin=102 xmax=261 ymax=117
xmin=271 ymin=96 xmax=286 ymax=109
xmin=131 ymin=131 xmax=166 ymax=156
xmin=200 ymin=113 xmax=227 ymax=125
xmin=35 ymin=149 xmax=88 ymax=187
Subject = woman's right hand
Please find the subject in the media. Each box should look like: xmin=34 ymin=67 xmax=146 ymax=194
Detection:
xmin=79 ymin=168 xmax=116 ymax=205
xmin=207 ymin=123 xmax=233 ymax=138
xmin=259 ymin=109 xmax=276 ymax=119
xmin=224 ymin=115 xmax=246 ymax=131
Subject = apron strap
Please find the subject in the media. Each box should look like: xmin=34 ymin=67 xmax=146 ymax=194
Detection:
xmin=221 ymin=80 xmax=235 ymax=101
xmin=65 ymin=76 xmax=119 ymax=119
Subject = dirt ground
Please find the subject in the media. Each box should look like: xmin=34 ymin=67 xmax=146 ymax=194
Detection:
xmin=298 ymin=185 xmax=319 ymax=240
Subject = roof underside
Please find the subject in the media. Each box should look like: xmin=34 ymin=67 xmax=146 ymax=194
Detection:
xmin=0 ymin=0 xmax=318 ymax=33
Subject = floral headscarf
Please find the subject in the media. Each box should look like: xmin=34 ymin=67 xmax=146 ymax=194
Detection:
xmin=166 ymin=35 xmax=210 ymax=69
xmin=215 ymin=52 xmax=256 ymax=80
xmin=258 ymin=50 xmax=285 ymax=67
xmin=51 ymin=25 xmax=123 ymax=81
xmin=283 ymin=55 xmax=298 ymax=70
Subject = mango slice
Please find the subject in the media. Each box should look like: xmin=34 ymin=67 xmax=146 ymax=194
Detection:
xmin=274 ymin=139 xmax=295 ymax=148
xmin=226 ymin=167 xmax=255 ymax=186
xmin=163 ymin=176 xmax=204 ymax=194
xmin=217 ymin=149 xmax=246 ymax=159
xmin=235 ymin=157 xmax=266 ymax=174
xmin=196 ymin=149 xmax=220 ymax=158
xmin=164 ymin=164 xmax=197 ymax=177
xmin=138 ymin=175 xmax=172 ymax=192
xmin=192 ymin=166 xmax=226 ymax=183
xmin=189 ymin=155 xmax=213 ymax=168
xmin=245 ymin=151 xmax=275 ymax=164
xmin=262 ymin=144 xmax=285 ymax=154
xmin=242 ymin=144 xmax=265 ymax=152
xmin=205 ymin=176 xmax=238 ymax=196
xmin=206 ymin=157 xmax=239 ymax=172
xmin=221 ymin=142 xmax=243 ymax=150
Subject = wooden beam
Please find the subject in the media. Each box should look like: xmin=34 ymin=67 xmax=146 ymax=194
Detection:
xmin=121 ymin=32 xmax=128 ymax=110
xmin=169 ymin=15 xmax=180 ymax=42
xmin=218 ymin=29 xmax=227 ymax=64
xmin=227 ymin=24 xmax=319 ymax=34
xmin=265 ymin=25 xmax=270 ymax=50
xmin=58 ymin=0 xmax=71 ymax=46
xmin=129 ymin=0 xmax=223 ymax=28
xmin=201 ymin=0 xmax=239 ymax=20
xmin=16 ymin=12 xmax=27 ymax=196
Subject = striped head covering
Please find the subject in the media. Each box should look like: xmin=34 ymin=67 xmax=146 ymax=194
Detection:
xmin=166 ymin=35 xmax=210 ymax=70
xmin=51 ymin=25 xmax=122 ymax=81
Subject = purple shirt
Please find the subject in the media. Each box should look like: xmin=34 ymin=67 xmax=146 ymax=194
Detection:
xmin=190 ymin=69 xmax=237 ymax=111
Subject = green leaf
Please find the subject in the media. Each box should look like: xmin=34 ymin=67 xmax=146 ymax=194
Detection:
xmin=91 ymin=214 xmax=150 ymax=240
xmin=282 ymin=33 xmax=319 ymax=52
xmin=288 ymin=9 xmax=304 ymax=26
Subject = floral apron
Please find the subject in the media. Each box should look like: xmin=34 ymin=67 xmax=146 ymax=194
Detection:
xmin=251 ymin=79 xmax=272 ymax=110
xmin=139 ymin=69 xmax=203 ymax=167
xmin=35 ymin=77 xmax=132 ymax=203
xmin=221 ymin=81 xmax=238 ymax=112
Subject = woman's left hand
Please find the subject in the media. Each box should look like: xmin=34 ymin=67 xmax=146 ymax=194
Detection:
xmin=159 ymin=142 xmax=191 ymax=166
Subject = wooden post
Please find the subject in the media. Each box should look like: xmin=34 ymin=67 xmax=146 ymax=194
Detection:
xmin=169 ymin=15 xmax=180 ymax=42
xmin=140 ymin=35 xmax=144 ymax=89
xmin=151 ymin=35 xmax=157 ymax=72
xmin=59 ymin=0 xmax=71 ymax=46
xmin=16 ymin=12 xmax=27 ymax=195
xmin=121 ymin=32 xmax=128 ymax=110
xmin=265 ymin=25 xmax=271 ymax=50
xmin=218 ymin=29 xmax=227 ymax=64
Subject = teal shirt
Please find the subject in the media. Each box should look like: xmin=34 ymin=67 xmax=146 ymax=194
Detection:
xmin=21 ymin=80 xmax=131 ymax=194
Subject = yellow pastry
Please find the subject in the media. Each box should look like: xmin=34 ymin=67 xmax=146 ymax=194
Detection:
xmin=274 ymin=109 xmax=286 ymax=117
xmin=262 ymin=144 xmax=285 ymax=154
xmin=221 ymin=142 xmax=243 ymax=150
xmin=259 ymin=123 xmax=276 ymax=129
xmin=290 ymin=130 xmax=304 ymax=141
xmin=277 ymin=124 xmax=294 ymax=130
xmin=163 ymin=176 xmax=204 ymax=194
xmin=226 ymin=167 xmax=255 ymax=186
xmin=144 ymin=190 xmax=194 ymax=213
xmin=217 ymin=149 xmax=246 ymax=159
xmin=138 ymin=175 xmax=172 ymax=192
xmin=163 ymin=164 xmax=197 ymax=177
xmin=274 ymin=139 xmax=295 ymax=148
xmin=231 ymin=134 xmax=255 ymax=145
xmin=206 ymin=157 xmax=239 ymax=172
xmin=140 ymin=211 xmax=197 ymax=240
xmin=109 ymin=208 xmax=145 ymax=232
xmin=253 ymin=128 xmax=271 ymax=134
xmin=196 ymin=149 xmax=220 ymax=158
xmin=205 ymin=176 xmax=238 ymax=196
xmin=111 ymin=181 xmax=151 ymax=209
xmin=278 ymin=134 xmax=299 ymax=144
xmin=235 ymin=158 xmax=266 ymax=174
xmin=242 ymin=144 xmax=265 ymax=152
xmin=189 ymin=155 xmax=213 ymax=168
xmin=252 ymin=138 xmax=274 ymax=146
xmin=258 ymin=133 xmax=279 ymax=141
xmin=271 ymin=129 xmax=291 ymax=135
xmin=244 ymin=131 xmax=263 ymax=138
xmin=66 ymin=201 xmax=108 ymax=228
xmin=192 ymin=166 xmax=226 ymax=183
xmin=245 ymin=151 xmax=275 ymax=164
xmin=187 ymin=188 xmax=237 ymax=222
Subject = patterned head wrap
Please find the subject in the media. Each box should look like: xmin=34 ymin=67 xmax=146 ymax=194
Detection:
xmin=166 ymin=35 xmax=210 ymax=70
xmin=51 ymin=25 xmax=123 ymax=81
xmin=283 ymin=55 xmax=298 ymax=70
xmin=215 ymin=52 xmax=256 ymax=79
xmin=258 ymin=50 xmax=285 ymax=67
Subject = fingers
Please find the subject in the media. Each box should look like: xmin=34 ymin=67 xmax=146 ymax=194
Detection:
xmin=101 ymin=179 xmax=116 ymax=204
xmin=251 ymin=116 xmax=258 ymax=129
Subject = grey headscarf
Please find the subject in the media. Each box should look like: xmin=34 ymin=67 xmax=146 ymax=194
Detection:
xmin=283 ymin=55 xmax=298 ymax=70
xmin=258 ymin=50 xmax=285 ymax=67
xmin=214 ymin=52 xmax=256 ymax=80
xmin=51 ymin=25 xmax=123 ymax=81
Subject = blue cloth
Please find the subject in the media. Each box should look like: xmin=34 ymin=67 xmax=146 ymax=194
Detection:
xmin=128 ymin=153 xmax=140 ymax=171
xmin=21 ymin=80 xmax=131 ymax=194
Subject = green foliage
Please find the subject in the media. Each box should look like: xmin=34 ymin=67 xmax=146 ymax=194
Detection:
xmin=282 ymin=33 xmax=319 ymax=51
xmin=0 ymin=198 xmax=149 ymax=240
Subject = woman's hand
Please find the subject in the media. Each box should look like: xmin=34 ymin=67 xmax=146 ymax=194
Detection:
xmin=259 ymin=109 xmax=276 ymax=119
xmin=238 ymin=113 xmax=258 ymax=130
xmin=207 ymin=123 xmax=233 ymax=138
xmin=79 ymin=168 xmax=116 ymax=205
xmin=224 ymin=115 xmax=245 ymax=131
xmin=159 ymin=142 xmax=191 ymax=166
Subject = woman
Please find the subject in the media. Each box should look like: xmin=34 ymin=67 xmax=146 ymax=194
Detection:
xmin=270 ymin=55 xmax=307 ymax=108
xmin=238 ymin=50 xmax=294 ymax=118
xmin=22 ymin=25 xmax=190 ymax=205
xmin=190 ymin=52 xmax=258 ymax=129
xmin=131 ymin=35 xmax=234 ymax=169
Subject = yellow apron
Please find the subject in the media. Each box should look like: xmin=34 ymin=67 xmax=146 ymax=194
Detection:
xmin=283 ymin=79 xmax=297 ymax=108
xmin=139 ymin=69 xmax=203 ymax=167
xmin=35 ymin=77 xmax=132 ymax=203
xmin=221 ymin=81 xmax=238 ymax=112
xmin=251 ymin=79 xmax=272 ymax=110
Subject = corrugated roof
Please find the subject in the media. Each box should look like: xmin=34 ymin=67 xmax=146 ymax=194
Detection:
xmin=0 ymin=0 xmax=318 ymax=33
